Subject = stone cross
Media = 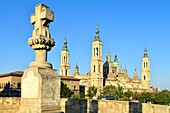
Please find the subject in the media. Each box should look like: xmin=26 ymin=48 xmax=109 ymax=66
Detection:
xmin=28 ymin=4 xmax=55 ymax=68
xmin=31 ymin=4 xmax=54 ymax=38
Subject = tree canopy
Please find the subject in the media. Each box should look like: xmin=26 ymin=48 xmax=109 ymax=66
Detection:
xmin=86 ymin=86 xmax=97 ymax=99
xmin=60 ymin=81 xmax=74 ymax=98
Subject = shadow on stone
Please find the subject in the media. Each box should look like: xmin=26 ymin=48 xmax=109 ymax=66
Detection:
xmin=65 ymin=99 xmax=98 ymax=113
xmin=129 ymin=101 xmax=142 ymax=113
xmin=89 ymin=99 xmax=98 ymax=113
xmin=65 ymin=98 xmax=87 ymax=113
xmin=0 ymin=82 xmax=21 ymax=97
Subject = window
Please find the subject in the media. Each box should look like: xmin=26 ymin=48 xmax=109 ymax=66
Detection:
xmin=65 ymin=70 xmax=67 ymax=76
xmin=64 ymin=56 xmax=65 ymax=63
xmin=94 ymin=48 xmax=95 ymax=56
xmin=74 ymin=86 xmax=76 ymax=89
xmin=144 ymin=63 xmax=145 ymax=68
xmin=96 ymin=48 xmax=98 ymax=56
xmin=98 ymin=65 xmax=100 ymax=72
xmin=94 ymin=65 xmax=95 ymax=72
xmin=17 ymin=83 xmax=21 ymax=88
xmin=146 ymin=62 xmax=148 ymax=68
xmin=144 ymin=76 xmax=146 ymax=80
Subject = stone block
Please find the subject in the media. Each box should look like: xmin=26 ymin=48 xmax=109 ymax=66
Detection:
xmin=19 ymin=67 xmax=61 ymax=113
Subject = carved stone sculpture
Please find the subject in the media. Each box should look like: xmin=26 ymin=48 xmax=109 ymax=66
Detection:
xmin=28 ymin=4 xmax=55 ymax=68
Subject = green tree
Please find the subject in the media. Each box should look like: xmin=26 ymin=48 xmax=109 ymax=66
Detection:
xmin=86 ymin=86 xmax=97 ymax=99
xmin=136 ymin=92 xmax=154 ymax=103
xmin=124 ymin=90 xmax=133 ymax=101
xmin=60 ymin=81 xmax=74 ymax=98
xmin=102 ymin=85 xmax=116 ymax=96
xmin=71 ymin=93 xmax=85 ymax=99
xmin=115 ymin=85 xmax=124 ymax=100
xmin=155 ymin=89 xmax=170 ymax=105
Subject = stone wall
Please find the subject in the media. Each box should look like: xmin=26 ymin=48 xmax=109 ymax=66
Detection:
xmin=0 ymin=97 xmax=169 ymax=113
xmin=60 ymin=98 xmax=170 ymax=113
xmin=0 ymin=97 xmax=21 ymax=113
xmin=142 ymin=103 xmax=170 ymax=113
xmin=60 ymin=98 xmax=129 ymax=113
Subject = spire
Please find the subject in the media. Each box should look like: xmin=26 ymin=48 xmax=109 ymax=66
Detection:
xmin=75 ymin=62 xmax=79 ymax=75
xmin=114 ymin=54 xmax=118 ymax=62
xmin=132 ymin=68 xmax=140 ymax=80
xmin=107 ymin=49 xmax=111 ymax=62
xmin=94 ymin=23 xmax=100 ymax=41
xmin=75 ymin=62 xmax=79 ymax=69
xmin=62 ymin=35 xmax=68 ymax=51
xmin=119 ymin=65 xmax=123 ymax=73
xmin=124 ymin=66 xmax=127 ymax=74
xmin=143 ymin=47 xmax=149 ymax=58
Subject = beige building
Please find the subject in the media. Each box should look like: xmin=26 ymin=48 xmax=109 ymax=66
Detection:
xmin=58 ymin=36 xmax=81 ymax=94
xmin=60 ymin=76 xmax=80 ymax=94
xmin=0 ymin=71 xmax=23 ymax=92
xmin=68 ymin=24 xmax=158 ymax=97
xmin=0 ymin=71 xmax=23 ymax=96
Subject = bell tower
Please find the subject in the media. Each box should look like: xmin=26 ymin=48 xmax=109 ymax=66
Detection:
xmin=90 ymin=24 xmax=103 ymax=97
xmin=60 ymin=36 xmax=70 ymax=76
xmin=142 ymin=48 xmax=150 ymax=91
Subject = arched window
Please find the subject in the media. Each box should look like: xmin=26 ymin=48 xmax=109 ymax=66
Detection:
xmin=94 ymin=48 xmax=95 ymax=56
xmin=94 ymin=65 xmax=95 ymax=72
xmin=96 ymin=48 xmax=98 ymax=56
xmin=98 ymin=65 xmax=100 ymax=72
xmin=146 ymin=62 xmax=148 ymax=68
xmin=144 ymin=63 xmax=145 ymax=68
xmin=144 ymin=76 xmax=146 ymax=80
xmin=64 ymin=56 xmax=65 ymax=63
xmin=65 ymin=70 xmax=67 ymax=76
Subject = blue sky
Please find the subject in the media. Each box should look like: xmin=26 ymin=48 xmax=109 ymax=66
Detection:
xmin=0 ymin=0 xmax=170 ymax=90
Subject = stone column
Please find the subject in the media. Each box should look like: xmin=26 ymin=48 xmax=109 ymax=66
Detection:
xmin=19 ymin=4 xmax=62 ymax=113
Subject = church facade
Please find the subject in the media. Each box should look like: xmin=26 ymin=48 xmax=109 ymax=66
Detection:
xmin=59 ymin=24 xmax=157 ymax=97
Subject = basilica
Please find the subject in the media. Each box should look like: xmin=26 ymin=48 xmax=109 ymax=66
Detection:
xmin=59 ymin=24 xmax=157 ymax=96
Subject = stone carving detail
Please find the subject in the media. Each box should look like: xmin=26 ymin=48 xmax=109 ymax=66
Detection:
xmin=27 ymin=4 xmax=56 ymax=68
xmin=28 ymin=4 xmax=55 ymax=51
xmin=28 ymin=36 xmax=55 ymax=51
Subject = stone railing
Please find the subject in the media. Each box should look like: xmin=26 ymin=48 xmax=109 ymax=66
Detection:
xmin=60 ymin=98 xmax=170 ymax=113
xmin=0 ymin=97 xmax=21 ymax=113
xmin=0 ymin=97 xmax=169 ymax=113
xmin=60 ymin=98 xmax=129 ymax=113
xmin=143 ymin=103 xmax=170 ymax=113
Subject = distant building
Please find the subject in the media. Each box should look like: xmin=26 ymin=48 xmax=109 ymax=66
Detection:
xmin=60 ymin=76 xmax=80 ymax=94
xmin=0 ymin=71 xmax=23 ymax=96
xmin=59 ymin=24 xmax=159 ymax=97
xmin=0 ymin=71 xmax=80 ymax=96
xmin=0 ymin=71 xmax=23 ymax=91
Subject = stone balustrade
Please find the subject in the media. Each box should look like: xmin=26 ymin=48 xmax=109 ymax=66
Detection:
xmin=0 ymin=97 xmax=169 ymax=113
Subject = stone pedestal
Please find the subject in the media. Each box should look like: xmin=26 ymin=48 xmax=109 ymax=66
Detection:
xmin=19 ymin=3 xmax=63 ymax=113
xmin=19 ymin=67 xmax=62 ymax=113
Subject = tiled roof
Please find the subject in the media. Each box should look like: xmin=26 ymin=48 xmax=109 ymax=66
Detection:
xmin=0 ymin=71 xmax=23 ymax=78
